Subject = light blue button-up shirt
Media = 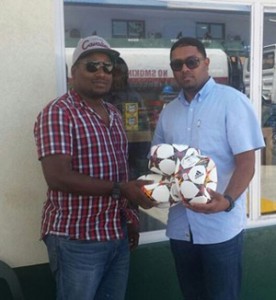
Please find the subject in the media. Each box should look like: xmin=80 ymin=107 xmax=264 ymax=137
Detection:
xmin=152 ymin=78 xmax=265 ymax=244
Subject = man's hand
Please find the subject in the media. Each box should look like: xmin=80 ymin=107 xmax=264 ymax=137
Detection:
xmin=183 ymin=188 xmax=233 ymax=214
xmin=127 ymin=222 xmax=140 ymax=251
xmin=120 ymin=180 xmax=157 ymax=209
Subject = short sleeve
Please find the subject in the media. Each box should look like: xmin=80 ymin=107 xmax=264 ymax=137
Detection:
xmin=34 ymin=104 xmax=73 ymax=159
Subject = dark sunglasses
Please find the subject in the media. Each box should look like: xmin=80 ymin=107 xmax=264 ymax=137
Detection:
xmin=170 ymin=56 xmax=205 ymax=71
xmin=81 ymin=61 xmax=114 ymax=74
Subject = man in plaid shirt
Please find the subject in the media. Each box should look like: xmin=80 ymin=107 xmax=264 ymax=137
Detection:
xmin=34 ymin=35 xmax=155 ymax=300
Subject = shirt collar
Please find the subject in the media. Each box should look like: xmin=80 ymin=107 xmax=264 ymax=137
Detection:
xmin=68 ymin=89 xmax=106 ymax=111
xmin=178 ymin=77 xmax=215 ymax=104
xmin=68 ymin=89 xmax=85 ymax=107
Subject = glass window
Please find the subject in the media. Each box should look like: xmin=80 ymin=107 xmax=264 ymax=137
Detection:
xmin=112 ymin=20 xmax=145 ymax=38
xmin=260 ymin=9 xmax=276 ymax=216
xmin=263 ymin=51 xmax=274 ymax=70
xmin=63 ymin=1 xmax=274 ymax=239
xmin=112 ymin=20 xmax=128 ymax=38
xmin=196 ymin=22 xmax=225 ymax=40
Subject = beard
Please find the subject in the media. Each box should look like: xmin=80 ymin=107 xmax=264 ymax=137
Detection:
xmin=76 ymin=82 xmax=112 ymax=101
xmin=180 ymin=75 xmax=209 ymax=93
xmin=85 ymin=89 xmax=110 ymax=99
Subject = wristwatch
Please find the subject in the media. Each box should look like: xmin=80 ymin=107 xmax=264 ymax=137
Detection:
xmin=224 ymin=194 xmax=235 ymax=212
xmin=111 ymin=182 xmax=121 ymax=200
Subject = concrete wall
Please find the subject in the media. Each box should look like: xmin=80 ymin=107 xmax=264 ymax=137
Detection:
xmin=0 ymin=0 xmax=57 ymax=267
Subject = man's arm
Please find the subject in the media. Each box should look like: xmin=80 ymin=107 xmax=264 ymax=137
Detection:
xmin=41 ymin=154 xmax=156 ymax=209
xmin=223 ymin=150 xmax=255 ymax=200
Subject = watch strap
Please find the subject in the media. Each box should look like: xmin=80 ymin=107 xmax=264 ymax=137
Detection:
xmin=111 ymin=182 xmax=121 ymax=200
xmin=224 ymin=194 xmax=235 ymax=212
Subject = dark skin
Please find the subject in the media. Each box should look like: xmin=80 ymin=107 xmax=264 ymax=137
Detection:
xmin=171 ymin=45 xmax=256 ymax=212
xmin=41 ymin=52 xmax=156 ymax=249
xmin=127 ymin=222 xmax=140 ymax=251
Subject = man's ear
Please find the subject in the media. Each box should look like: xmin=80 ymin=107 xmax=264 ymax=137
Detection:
xmin=71 ymin=64 xmax=77 ymax=78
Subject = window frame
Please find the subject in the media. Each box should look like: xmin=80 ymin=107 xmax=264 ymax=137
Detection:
xmin=58 ymin=0 xmax=276 ymax=245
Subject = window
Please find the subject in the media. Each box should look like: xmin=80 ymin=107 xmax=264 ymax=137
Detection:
xmin=196 ymin=22 xmax=225 ymax=40
xmin=260 ymin=9 xmax=276 ymax=218
xmin=263 ymin=52 xmax=274 ymax=70
xmin=69 ymin=28 xmax=81 ymax=38
xmin=112 ymin=20 xmax=145 ymax=38
xmin=62 ymin=0 xmax=276 ymax=243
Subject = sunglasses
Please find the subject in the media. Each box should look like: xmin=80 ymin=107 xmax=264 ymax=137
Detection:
xmin=170 ymin=56 xmax=205 ymax=71
xmin=81 ymin=61 xmax=114 ymax=74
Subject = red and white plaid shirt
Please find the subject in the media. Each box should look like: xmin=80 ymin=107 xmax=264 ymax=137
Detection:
xmin=34 ymin=89 xmax=138 ymax=241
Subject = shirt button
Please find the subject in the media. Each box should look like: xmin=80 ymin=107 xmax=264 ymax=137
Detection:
xmin=185 ymin=232 xmax=191 ymax=240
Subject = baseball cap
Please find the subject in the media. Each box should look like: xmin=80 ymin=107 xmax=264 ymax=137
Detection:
xmin=72 ymin=35 xmax=120 ymax=66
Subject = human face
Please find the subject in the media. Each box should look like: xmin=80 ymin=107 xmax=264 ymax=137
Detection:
xmin=71 ymin=52 xmax=113 ymax=101
xmin=170 ymin=45 xmax=210 ymax=100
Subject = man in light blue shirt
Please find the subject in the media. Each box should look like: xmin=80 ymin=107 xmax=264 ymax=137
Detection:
xmin=152 ymin=37 xmax=265 ymax=300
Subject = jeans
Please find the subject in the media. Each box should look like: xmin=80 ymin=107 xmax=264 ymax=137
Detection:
xmin=170 ymin=231 xmax=244 ymax=300
xmin=44 ymin=234 xmax=130 ymax=300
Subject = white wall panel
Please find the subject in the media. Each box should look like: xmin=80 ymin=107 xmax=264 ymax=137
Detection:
xmin=0 ymin=0 xmax=58 ymax=267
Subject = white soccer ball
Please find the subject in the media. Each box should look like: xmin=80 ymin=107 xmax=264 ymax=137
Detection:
xmin=148 ymin=143 xmax=198 ymax=177
xmin=169 ymin=179 xmax=182 ymax=205
xmin=175 ymin=155 xmax=217 ymax=204
xmin=138 ymin=174 xmax=179 ymax=208
xmin=140 ymin=144 xmax=217 ymax=208
xmin=138 ymin=173 xmax=164 ymax=183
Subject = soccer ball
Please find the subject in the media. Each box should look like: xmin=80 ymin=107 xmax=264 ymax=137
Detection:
xmin=148 ymin=144 xmax=178 ymax=176
xmin=138 ymin=174 xmax=180 ymax=208
xmin=138 ymin=173 xmax=164 ymax=183
xmin=175 ymin=154 xmax=217 ymax=204
xmin=139 ymin=144 xmax=217 ymax=208
xmin=148 ymin=143 xmax=199 ymax=177
xmin=169 ymin=179 xmax=182 ymax=205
